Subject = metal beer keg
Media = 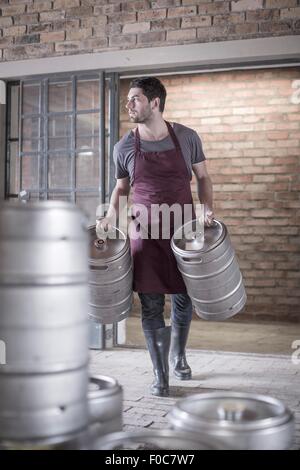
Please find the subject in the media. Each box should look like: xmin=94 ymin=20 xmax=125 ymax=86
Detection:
xmin=168 ymin=392 xmax=295 ymax=450
xmin=0 ymin=201 xmax=89 ymax=443
xmin=171 ymin=219 xmax=247 ymax=320
xmin=88 ymin=225 xmax=133 ymax=324
xmin=87 ymin=375 xmax=123 ymax=434
xmin=92 ymin=429 xmax=224 ymax=450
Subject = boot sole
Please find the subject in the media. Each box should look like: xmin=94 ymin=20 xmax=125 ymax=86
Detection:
xmin=174 ymin=372 xmax=192 ymax=381
xmin=151 ymin=389 xmax=169 ymax=397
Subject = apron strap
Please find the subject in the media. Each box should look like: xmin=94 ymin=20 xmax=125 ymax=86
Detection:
xmin=134 ymin=127 xmax=141 ymax=154
xmin=134 ymin=121 xmax=181 ymax=153
xmin=165 ymin=121 xmax=181 ymax=153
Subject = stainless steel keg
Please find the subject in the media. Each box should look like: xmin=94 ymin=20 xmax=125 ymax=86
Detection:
xmin=171 ymin=219 xmax=247 ymax=320
xmin=92 ymin=429 xmax=224 ymax=450
xmin=168 ymin=392 xmax=295 ymax=450
xmin=87 ymin=375 xmax=123 ymax=434
xmin=88 ymin=225 xmax=133 ymax=324
xmin=0 ymin=201 xmax=89 ymax=443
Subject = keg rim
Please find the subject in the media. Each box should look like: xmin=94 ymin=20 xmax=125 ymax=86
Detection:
xmin=92 ymin=429 xmax=226 ymax=450
xmin=88 ymin=375 xmax=122 ymax=399
xmin=168 ymin=392 xmax=294 ymax=431
xmin=171 ymin=219 xmax=226 ymax=257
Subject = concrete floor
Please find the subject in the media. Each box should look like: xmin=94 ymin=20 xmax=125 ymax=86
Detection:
xmin=89 ymin=316 xmax=300 ymax=450
xmin=89 ymin=347 xmax=300 ymax=450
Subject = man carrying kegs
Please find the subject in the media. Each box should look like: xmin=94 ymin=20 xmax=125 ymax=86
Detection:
xmin=98 ymin=77 xmax=214 ymax=397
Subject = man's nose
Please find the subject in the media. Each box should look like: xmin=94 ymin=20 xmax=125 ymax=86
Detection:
xmin=126 ymin=100 xmax=134 ymax=110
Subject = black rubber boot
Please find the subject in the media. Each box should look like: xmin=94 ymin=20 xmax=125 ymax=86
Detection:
xmin=169 ymin=323 xmax=192 ymax=380
xmin=143 ymin=326 xmax=171 ymax=397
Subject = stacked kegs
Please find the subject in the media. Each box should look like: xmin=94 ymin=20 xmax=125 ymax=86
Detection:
xmin=88 ymin=225 xmax=133 ymax=324
xmin=168 ymin=392 xmax=295 ymax=450
xmin=171 ymin=219 xmax=247 ymax=321
xmin=0 ymin=202 xmax=90 ymax=445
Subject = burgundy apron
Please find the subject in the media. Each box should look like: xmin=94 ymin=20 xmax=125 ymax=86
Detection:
xmin=130 ymin=121 xmax=195 ymax=294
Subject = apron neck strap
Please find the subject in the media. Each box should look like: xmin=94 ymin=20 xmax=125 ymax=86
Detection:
xmin=134 ymin=121 xmax=181 ymax=152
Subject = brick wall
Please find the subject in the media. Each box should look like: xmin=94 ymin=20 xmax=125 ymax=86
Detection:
xmin=1 ymin=0 xmax=300 ymax=62
xmin=120 ymin=67 xmax=300 ymax=322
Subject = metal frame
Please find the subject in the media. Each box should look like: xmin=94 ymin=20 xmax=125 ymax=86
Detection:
xmin=5 ymin=71 xmax=109 ymax=207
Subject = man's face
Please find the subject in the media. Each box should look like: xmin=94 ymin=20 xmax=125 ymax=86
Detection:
xmin=126 ymin=87 xmax=153 ymax=123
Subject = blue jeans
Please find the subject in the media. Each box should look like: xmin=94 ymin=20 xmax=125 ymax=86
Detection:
xmin=138 ymin=293 xmax=193 ymax=331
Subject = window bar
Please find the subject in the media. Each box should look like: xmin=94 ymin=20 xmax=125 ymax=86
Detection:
xmin=5 ymin=83 xmax=12 ymax=199
xmin=99 ymin=71 xmax=106 ymax=209
xmin=18 ymin=81 xmax=23 ymax=199
xmin=72 ymin=75 xmax=76 ymax=204
xmin=40 ymin=79 xmax=45 ymax=200
xmin=109 ymin=73 xmax=119 ymax=198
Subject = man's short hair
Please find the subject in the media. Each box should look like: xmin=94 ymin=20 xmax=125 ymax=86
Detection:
xmin=129 ymin=77 xmax=166 ymax=112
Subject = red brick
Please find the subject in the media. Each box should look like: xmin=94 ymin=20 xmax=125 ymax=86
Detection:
xmin=122 ymin=1 xmax=151 ymax=12
xmin=231 ymin=0 xmax=263 ymax=11
xmin=109 ymin=34 xmax=137 ymax=47
xmin=40 ymin=31 xmax=65 ymax=42
xmin=198 ymin=1 xmax=230 ymax=14
xmin=123 ymin=22 xmax=150 ymax=34
xmin=260 ymin=21 xmax=293 ymax=32
xmin=167 ymin=28 xmax=197 ymax=40
xmin=151 ymin=18 xmax=180 ymax=30
xmin=108 ymin=12 xmax=136 ymax=24
xmin=152 ymin=0 xmax=181 ymax=7
xmin=138 ymin=9 xmax=167 ymax=21
xmin=182 ymin=15 xmax=211 ymax=27
xmin=265 ymin=0 xmax=297 ymax=7
xmin=138 ymin=30 xmax=166 ymax=44
xmin=246 ymin=9 xmax=280 ymax=21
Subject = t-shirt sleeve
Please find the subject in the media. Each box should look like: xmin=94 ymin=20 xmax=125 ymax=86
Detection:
xmin=190 ymin=130 xmax=206 ymax=165
xmin=113 ymin=144 xmax=129 ymax=179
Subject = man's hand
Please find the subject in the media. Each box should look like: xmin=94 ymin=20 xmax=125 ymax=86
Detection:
xmin=204 ymin=207 xmax=214 ymax=227
xmin=96 ymin=216 xmax=114 ymax=235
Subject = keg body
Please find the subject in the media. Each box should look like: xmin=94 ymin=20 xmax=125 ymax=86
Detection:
xmin=88 ymin=225 xmax=133 ymax=324
xmin=0 ymin=202 xmax=89 ymax=443
xmin=168 ymin=392 xmax=295 ymax=450
xmin=171 ymin=219 xmax=247 ymax=320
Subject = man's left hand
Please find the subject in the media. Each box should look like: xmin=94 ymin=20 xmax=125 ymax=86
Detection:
xmin=204 ymin=208 xmax=214 ymax=227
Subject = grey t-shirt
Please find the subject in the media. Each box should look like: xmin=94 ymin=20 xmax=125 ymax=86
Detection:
xmin=113 ymin=122 xmax=206 ymax=185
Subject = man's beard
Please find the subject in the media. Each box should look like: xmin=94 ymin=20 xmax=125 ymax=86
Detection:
xmin=129 ymin=106 xmax=152 ymax=123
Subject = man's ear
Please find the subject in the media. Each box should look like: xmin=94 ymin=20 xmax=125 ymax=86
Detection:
xmin=152 ymin=97 xmax=160 ymax=110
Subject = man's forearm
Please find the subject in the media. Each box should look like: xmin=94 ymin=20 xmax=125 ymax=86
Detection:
xmin=197 ymin=176 xmax=213 ymax=211
xmin=106 ymin=187 xmax=129 ymax=219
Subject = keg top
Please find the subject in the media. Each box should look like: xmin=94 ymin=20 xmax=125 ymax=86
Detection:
xmin=0 ymin=201 xmax=88 ymax=239
xmin=169 ymin=392 xmax=293 ymax=431
xmin=171 ymin=219 xmax=225 ymax=254
xmin=88 ymin=225 xmax=128 ymax=262
xmin=88 ymin=375 xmax=121 ymax=399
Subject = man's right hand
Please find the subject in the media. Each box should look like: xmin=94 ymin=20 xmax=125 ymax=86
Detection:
xmin=96 ymin=217 xmax=113 ymax=234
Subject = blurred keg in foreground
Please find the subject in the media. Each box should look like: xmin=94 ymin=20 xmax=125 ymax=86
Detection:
xmin=88 ymin=224 xmax=133 ymax=324
xmin=88 ymin=375 xmax=123 ymax=434
xmin=92 ymin=429 xmax=225 ymax=450
xmin=0 ymin=201 xmax=89 ymax=443
xmin=168 ymin=391 xmax=295 ymax=450
xmin=171 ymin=219 xmax=247 ymax=321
